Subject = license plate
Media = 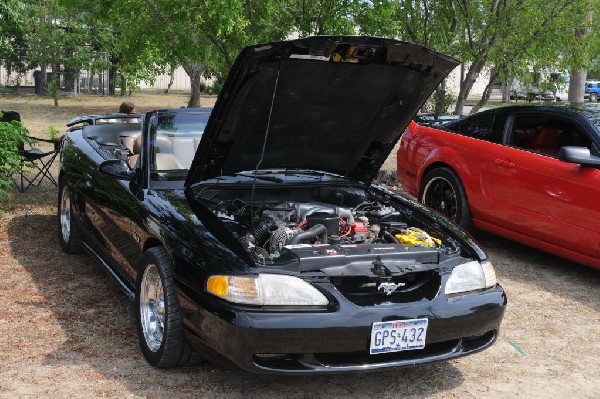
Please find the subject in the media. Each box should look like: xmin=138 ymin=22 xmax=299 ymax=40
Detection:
xmin=370 ymin=318 xmax=428 ymax=354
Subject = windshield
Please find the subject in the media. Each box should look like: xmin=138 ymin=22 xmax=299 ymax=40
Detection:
xmin=150 ymin=110 xmax=211 ymax=181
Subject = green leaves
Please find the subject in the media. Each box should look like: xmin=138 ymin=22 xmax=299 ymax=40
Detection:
xmin=0 ymin=116 xmax=32 ymax=197
xmin=2 ymin=0 xmax=598 ymax=108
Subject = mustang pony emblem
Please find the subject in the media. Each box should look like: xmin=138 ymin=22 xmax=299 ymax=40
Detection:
xmin=378 ymin=281 xmax=405 ymax=295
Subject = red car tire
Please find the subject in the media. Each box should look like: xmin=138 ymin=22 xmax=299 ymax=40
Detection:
xmin=419 ymin=167 xmax=473 ymax=232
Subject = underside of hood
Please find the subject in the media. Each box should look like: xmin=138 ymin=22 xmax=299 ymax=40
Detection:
xmin=186 ymin=36 xmax=458 ymax=187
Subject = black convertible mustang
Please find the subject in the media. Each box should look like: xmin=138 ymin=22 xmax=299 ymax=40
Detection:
xmin=57 ymin=36 xmax=506 ymax=374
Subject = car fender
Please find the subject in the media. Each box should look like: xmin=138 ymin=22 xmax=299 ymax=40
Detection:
xmin=417 ymin=146 xmax=474 ymax=195
xmin=417 ymin=145 xmax=492 ymax=220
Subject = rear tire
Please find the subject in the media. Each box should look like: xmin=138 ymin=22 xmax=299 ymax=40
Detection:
xmin=136 ymin=247 xmax=201 ymax=368
xmin=58 ymin=177 xmax=82 ymax=254
xmin=419 ymin=167 xmax=473 ymax=232
xmin=590 ymin=93 xmax=598 ymax=102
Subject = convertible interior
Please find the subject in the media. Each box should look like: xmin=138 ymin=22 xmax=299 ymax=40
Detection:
xmin=510 ymin=115 xmax=591 ymax=156
xmin=82 ymin=123 xmax=202 ymax=171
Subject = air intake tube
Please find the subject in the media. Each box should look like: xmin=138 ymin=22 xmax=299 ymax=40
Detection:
xmin=247 ymin=216 xmax=277 ymax=246
xmin=288 ymin=224 xmax=328 ymax=245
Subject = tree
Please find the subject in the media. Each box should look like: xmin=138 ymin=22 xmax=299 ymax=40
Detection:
xmin=356 ymin=0 xmax=461 ymax=113
xmin=99 ymin=0 xmax=293 ymax=106
xmin=0 ymin=115 xmax=33 ymax=197
xmin=284 ymin=0 xmax=358 ymax=36
xmin=357 ymin=0 xmax=600 ymax=114
xmin=5 ymin=0 xmax=112 ymax=105
xmin=0 ymin=0 xmax=29 ymax=81
xmin=468 ymin=0 xmax=590 ymax=113
xmin=566 ymin=8 xmax=598 ymax=102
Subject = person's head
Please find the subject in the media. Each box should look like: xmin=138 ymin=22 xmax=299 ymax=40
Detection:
xmin=119 ymin=101 xmax=135 ymax=114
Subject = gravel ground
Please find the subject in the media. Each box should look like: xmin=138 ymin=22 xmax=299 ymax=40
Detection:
xmin=0 ymin=94 xmax=599 ymax=398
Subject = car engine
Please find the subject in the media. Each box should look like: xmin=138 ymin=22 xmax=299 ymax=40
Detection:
xmin=211 ymin=199 xmax=446 ymax=264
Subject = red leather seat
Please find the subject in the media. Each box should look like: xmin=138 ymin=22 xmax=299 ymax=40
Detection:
xmin=514 ymin=128 xmax=536 ymax=149
xmin=531 ymin=125 xmax=563 ymax=156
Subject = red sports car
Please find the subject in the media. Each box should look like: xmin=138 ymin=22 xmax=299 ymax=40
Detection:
xmin=397 ymin=104 xmax=600 ymax=270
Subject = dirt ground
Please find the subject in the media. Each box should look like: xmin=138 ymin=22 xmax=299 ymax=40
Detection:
xmin=0 ymin=93 xmax=599 ymax=398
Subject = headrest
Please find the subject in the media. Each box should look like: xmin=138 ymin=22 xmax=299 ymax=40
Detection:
xmin=533 ymin=125 xmax=563 ymax=148
xmin=514 ymin=128 xmax=536 ymax=148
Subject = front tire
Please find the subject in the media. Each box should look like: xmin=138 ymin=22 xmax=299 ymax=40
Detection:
xmin=58 ymin=177 xmax=82 ymax=253
xmin=590 ymin=93 xmax=598 ymax=102
xmin=136 ymin=247 xmax=199 ymax=368
xmin=419 ymin=167 xmax=473 ymax=231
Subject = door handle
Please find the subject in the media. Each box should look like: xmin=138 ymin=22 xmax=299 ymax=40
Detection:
xmin=495 ymin=159 xmax=515 ymax=168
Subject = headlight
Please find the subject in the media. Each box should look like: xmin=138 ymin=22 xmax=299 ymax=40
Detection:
xmin=206 ymin=274 xmax=329 ymax=306
xmin=445 ymin=260 xmax=497 ymax=295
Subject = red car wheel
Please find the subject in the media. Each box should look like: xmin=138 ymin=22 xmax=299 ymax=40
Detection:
xmin=419 ymin=167 xmax=473 ymax=231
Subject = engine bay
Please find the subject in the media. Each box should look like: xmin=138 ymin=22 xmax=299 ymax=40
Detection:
xmin=198 ymin=183 xmax=459 ymax=265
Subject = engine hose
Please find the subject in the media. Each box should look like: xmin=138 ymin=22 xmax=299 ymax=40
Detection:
xmin=383 ymin=231 xmax=398 ymax=244
xmin=248 ymin=216 xmax=277 ymax=246
xmin=336 ymin=207 xmax=355 ymax=224
xmin=289 ymin=224 xmax=328 ymax=245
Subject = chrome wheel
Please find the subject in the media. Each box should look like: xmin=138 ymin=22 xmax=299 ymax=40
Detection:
xmin=139 ymin=264 xmax=166 ymax=352
xmin=60 ymin=186 xmax=71 ymax=243
xmin=422 ymin=176 xmax=457 ymax=221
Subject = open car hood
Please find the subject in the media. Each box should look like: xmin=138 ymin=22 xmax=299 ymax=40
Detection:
xmin=186 ymin=36 xmax=458 ymax=187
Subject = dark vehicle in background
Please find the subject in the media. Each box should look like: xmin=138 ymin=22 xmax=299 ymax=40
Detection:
xmin=58 ymin=36 xmax=505 ymax=374
xmin=535 ymin=89 xmax=556 ymax=101
xmin=398 ymin=103 xmax=600 ymax=270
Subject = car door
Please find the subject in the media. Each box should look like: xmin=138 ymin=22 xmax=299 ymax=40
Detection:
xmin=75 ymin=125 xmax=146 ymax=287
xmin=83 ymin=173 xmax=142 ymax=284
xmin=126 ymin=110 xmax=212 ymax=280
xmin=489 ymin=112 xmax=600 ymax=259
xmin=441 ymin=111 xmax=506 ymax=224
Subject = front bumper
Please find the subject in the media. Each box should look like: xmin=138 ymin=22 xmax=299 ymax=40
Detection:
xmin=181 ymin=282 xmax=506 ymax=374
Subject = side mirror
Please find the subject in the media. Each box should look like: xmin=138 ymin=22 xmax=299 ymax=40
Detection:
xmin=99 ymin=159 xmax=136 ymax=181
xmin=558 ymin=146 xmax=600 ymax=167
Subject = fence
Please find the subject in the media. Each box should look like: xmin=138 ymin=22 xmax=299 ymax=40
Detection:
xmin=0 ymin=50 xmax=110 ymax=96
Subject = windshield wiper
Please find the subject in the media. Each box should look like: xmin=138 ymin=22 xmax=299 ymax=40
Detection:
xmin=237 ymin=172 xmax=283 ymax=183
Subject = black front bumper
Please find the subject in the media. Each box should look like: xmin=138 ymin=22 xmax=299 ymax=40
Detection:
xmin=181 ymin=284 xmax=506 ymax=374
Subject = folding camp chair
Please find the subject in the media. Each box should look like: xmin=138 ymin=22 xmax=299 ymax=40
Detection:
xmin=15 ymin=135 xmax=62 ymax=192
xmin=1 ymin=111 xmax=62 ymax=192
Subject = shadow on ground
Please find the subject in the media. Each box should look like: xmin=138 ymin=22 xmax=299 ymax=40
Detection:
xmin=7 ymin=213 xmax=465 ymax=398
xmin=475 ymin=230 xmax=600 ymax=313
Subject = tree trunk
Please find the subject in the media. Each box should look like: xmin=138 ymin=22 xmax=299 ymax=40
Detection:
xmin=459 ymin=63 xmax=465 ymax=97
xmin=120 ymin=75 xmax=126 ymax=96
xmin=165 ymin=64 xmax=176 ymax=94
xmin=568 ymin=69 xmax=587 ymax=102
xmin=182 ymin=62 xmax=206 ymax=108
xmin=568 ymin=12 xmax=592 ymax=103
xmin=470 ymin=71 xmax=498 ymax=114
xmin=109 ymin=61 xmax=118 ymax=96
xmin=502 ymin=77 xmax=513 ymax=103
xmin=434 ymin=80 xmax=447 ymax=114
xmin=40 ymin=64 xmax=47 ymax=94
xmin=454 ymin=60 xmax=485 ymax=115
xmin=51 ymin=63 xmax=60 ymax=108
